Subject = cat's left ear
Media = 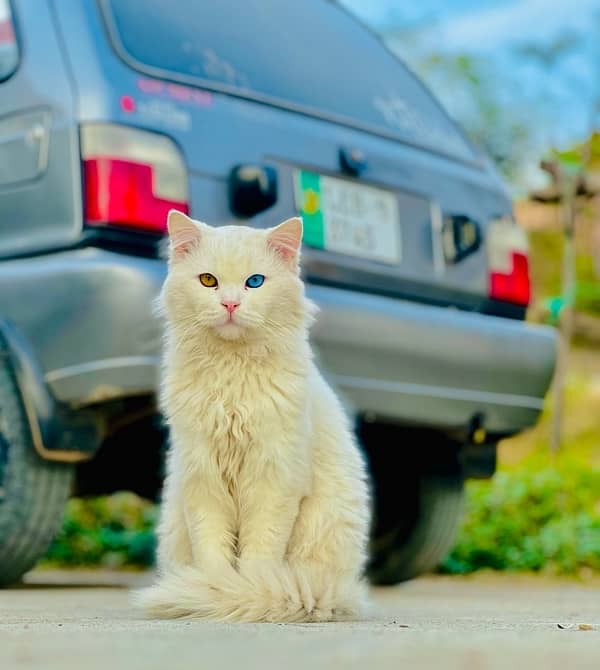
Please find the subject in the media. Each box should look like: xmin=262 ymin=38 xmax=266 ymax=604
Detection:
xmin=267 ymin=217 xmax=303 ymax=268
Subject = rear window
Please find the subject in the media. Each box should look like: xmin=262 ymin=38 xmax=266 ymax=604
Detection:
xmin=101 ymin=0 xmax=476 ymax=163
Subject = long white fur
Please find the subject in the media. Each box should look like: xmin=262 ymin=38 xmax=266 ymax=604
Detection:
xmin=133 ymin=211 xmax=371 ymax=622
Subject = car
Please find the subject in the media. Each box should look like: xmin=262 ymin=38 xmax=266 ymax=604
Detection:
xmin=0 ymin=0 xmax=556 ymax=586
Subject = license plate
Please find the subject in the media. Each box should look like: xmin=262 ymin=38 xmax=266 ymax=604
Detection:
xmin=294 ymin=170 xmax=401 ymax=264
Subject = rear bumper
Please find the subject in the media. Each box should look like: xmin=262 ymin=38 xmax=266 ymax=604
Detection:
xmin=0 ymin=248 xmax=556 ymax=434
xmin=312 ymin=287 xmax=556 ymax=434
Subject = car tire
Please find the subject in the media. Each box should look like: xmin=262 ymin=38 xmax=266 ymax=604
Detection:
xmin=368 ymin=474 xmax=464 ymax=585
xmin=0 ymin=354 xmax=72 ymax=586
xmin=361 ymin=422 xmax=465 ymax=585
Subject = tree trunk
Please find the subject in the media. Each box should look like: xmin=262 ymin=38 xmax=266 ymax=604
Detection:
xmin=549 ymin=173 xmax=577 ymax=453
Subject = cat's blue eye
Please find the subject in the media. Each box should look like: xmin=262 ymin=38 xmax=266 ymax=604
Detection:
xmin=245 ymin=274 xmax=265 ymax=289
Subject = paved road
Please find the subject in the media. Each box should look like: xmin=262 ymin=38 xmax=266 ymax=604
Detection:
xmin=1 ymin=570 xmax=598 ymax=670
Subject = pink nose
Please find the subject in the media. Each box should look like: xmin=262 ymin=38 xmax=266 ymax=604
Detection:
xmin=221 ymin=301 xmax=240 ymax=315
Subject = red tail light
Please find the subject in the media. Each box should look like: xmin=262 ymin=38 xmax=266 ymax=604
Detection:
xmin=487 ymin=218 xmax=531 ymax=307
xmin=0 ymin=18 xmax=16 ymax=45
xmin=81 ymin=124 xmax=189 ymax=233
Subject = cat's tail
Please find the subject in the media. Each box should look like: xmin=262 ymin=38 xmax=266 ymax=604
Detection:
xmin=133 ymin=561 xmax=366 ymax=623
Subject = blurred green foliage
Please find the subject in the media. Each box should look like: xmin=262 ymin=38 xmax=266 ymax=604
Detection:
xmin=44 ymin=492 xmax=158 ymax=569
xmin=528 ymin=225 xmax=600 ymax=321
xmin=416 ymin=52 xmax=532 ymax=182
xmin=442 ymin=458 xmax=600 ymax=576
xmin=556 ymin=132 xmax=600 ymax=171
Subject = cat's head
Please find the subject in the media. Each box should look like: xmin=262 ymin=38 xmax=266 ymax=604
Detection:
xmin=161 ymin=211 xmax=309 ymax=344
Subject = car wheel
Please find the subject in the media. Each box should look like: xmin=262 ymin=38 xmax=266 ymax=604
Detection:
xmin=368 ymin=474 xmax=464 ymax=584
xmin=0 ymin=354 xmax=72 ymax=586
xmin=361 ymin=422 xmax=465 ymax=585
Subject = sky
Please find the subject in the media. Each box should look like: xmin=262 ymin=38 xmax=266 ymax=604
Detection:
xmin=340 ymin=0 xmax=600 ymax=187
xmin=341 ymin=0 xmax=509 ymax=30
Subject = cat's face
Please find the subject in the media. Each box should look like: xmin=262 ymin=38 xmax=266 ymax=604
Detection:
xmin=162 ymin=212 xmax=306 ymax=343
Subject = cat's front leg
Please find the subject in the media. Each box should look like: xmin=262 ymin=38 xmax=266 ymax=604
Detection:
xmin=237 ymin=460 xmax=305 ymax=564
xmin=182 ymin=477 xmax=237 ymax=573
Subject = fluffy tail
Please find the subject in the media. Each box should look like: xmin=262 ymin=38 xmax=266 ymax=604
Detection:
xmin=133 ymin=561 xmax=366 ymax=623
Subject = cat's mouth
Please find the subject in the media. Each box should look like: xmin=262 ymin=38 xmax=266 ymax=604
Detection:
xmin=213 ymin=307 xmax=261 ymax=340
xmin=222 ymin=311 xmax=239 ymax=325
xmin=214 ymin=313 xmax=246 ymax=339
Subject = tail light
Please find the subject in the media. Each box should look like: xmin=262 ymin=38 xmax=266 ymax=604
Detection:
xmin=487 ymin=217 xmax=531 ymax=307
xmin=81 ymin=124 xmax=189 ymax=233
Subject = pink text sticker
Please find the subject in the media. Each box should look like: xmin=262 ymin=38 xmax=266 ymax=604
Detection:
xmin=136 ymin=78 xmax=213 ymax=107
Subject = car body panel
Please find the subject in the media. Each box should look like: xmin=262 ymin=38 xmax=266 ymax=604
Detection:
xmin=0 ymin=0 xmax=82 ymax=258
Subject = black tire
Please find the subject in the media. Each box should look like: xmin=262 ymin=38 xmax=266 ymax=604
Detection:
xmin=368 ymin=474 xmax=464 ymax=584
xmin=0 ymin=355 xmax=72 ymax=586
xmin=361 ymin=422 xmax=465 ymax=585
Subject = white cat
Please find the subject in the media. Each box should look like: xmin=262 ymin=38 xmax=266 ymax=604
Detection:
xmin=134 ymin=211 xmax=371 ymax=622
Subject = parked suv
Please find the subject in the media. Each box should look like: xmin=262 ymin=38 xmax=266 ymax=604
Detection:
xmin=0 ymin=0 xmax=556 ymax=585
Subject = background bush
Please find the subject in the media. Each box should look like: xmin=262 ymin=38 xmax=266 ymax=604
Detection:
xmin=44 ymin=493 xmax=157 ymax=569
xmin=442 ymin=458 xmax=600 ymax=576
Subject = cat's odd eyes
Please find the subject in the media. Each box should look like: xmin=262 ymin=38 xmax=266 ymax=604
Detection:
xmin=197 ymin=273 xmax=266 ymax=289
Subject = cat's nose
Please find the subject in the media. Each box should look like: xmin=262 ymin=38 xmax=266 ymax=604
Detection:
xmin=221 ymin=301 xmax=240 ymax=314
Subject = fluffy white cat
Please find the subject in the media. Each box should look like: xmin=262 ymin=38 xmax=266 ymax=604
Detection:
xmin=134 ymin=211 xmax=370 ymax=622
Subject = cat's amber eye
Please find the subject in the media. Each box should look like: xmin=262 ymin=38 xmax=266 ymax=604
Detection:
xmin=199 ymin=273 xmax=218 ymax=288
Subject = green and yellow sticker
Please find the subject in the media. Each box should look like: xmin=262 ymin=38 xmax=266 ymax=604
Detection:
xmin=296 ymin=170 xmax=325 ymax=249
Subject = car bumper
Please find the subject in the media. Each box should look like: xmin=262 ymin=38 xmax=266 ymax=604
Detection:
xmin=312 ymin=286 xmax=556 ymax=434
xmin=0 ymin=248 xmax=556 ymax=434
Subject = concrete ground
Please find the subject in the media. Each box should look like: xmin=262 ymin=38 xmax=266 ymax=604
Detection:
xmin=0 ymin=570 xmax=598 ymax=670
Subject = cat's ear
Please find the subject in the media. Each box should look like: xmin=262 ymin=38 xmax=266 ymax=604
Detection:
xmin=267 ymin=217 xmax=303 ymax=268
xmin=167 ymin=210 xmax=203 ymax=260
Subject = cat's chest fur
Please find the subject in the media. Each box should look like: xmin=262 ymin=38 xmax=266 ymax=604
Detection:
xmin=165 ymin=344 xmax=308 ymax=474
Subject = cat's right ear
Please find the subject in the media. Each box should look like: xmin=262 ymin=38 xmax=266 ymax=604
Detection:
xmin=167 ymin=210 xmax=202 ymax=261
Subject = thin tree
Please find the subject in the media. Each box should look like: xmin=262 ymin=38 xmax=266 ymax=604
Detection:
xmin=549 ymin=108 xmax=598 ymax=452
